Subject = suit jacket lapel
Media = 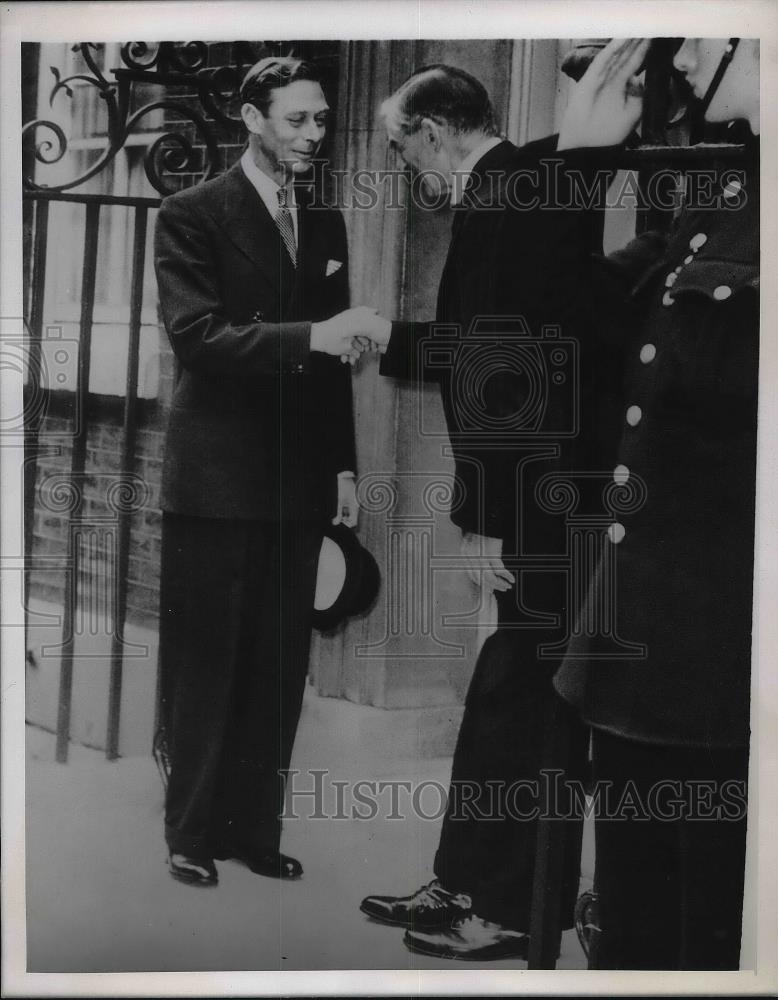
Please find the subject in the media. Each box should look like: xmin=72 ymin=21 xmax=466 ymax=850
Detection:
xmin=288 ymin=184 xmax=329 ymax=311
xmin=217 ymin=162 xmax=295 ymax=297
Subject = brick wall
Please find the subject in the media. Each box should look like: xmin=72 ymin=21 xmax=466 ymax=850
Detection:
xmin=30 ymin=397 xmax=167 ymax=625
xmin=152 ymin=40 xmax=256 ymax=194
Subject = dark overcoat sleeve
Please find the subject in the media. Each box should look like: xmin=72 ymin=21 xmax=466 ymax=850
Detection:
xmin=463 ymin=147 xmax=669 ymax=538
xmin=379 ymin=320 xmax=449 ymax=382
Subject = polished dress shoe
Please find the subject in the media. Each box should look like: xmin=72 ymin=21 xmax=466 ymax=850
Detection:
xmin=404 ymin=913 xmax=530 ymax=961
xmin=213 ymin=846 xmax=303 ymax=879
xmin=360 ymin=879 xmax=472 ymax=928
xmin=167 ymin=852 xmax=218 ymax=887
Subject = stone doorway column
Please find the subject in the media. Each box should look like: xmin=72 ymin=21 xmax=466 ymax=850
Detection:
xmin=310 ymin=40 xmax=568 ymax=755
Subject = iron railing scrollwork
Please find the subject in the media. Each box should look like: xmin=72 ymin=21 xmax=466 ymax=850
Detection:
xmin=22 ymin=40 xmax=337 ymax=196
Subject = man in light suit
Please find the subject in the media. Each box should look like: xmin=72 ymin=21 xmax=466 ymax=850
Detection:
xmin=154 ymin=56 xmax=388 ymax=886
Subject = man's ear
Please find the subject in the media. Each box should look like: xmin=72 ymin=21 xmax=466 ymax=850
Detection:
xmin=419 ymin=117 xmax=443 ymax=150
xmin=241 ymin=102 xmax=264 ymax=135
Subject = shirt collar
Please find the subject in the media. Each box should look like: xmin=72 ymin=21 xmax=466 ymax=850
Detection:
xmin=240 ymin=148 xmax=297 ymax=219
xmin=450 ymin=136 xmax=503 ymax=206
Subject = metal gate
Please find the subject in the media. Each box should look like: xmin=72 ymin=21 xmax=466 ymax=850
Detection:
xmin=24 ymin=189 xmax=160 ymax=762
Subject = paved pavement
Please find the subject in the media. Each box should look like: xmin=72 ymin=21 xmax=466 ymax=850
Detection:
xmin=25 ymin=687 xmax=591 ymax=973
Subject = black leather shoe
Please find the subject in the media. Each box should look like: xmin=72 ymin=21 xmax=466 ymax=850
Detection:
xmin=213 ymin=846 xmax=303 ymax=880
xmin=167 ymin=852 xmax=218 ymax=887
xmin=360 ymin=879 xmax=472 ymax=928
xmin=404 ymin=914 xmax=530 ymax=961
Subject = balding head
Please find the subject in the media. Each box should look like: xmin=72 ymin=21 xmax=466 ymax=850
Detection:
xmin=379 ymin=64 xmax=498 ymax=141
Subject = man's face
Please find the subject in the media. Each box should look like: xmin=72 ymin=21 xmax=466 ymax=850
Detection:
xmin=388 ymin=125 xmax=452 ymax=198
xmin=245 ymin=79 xmax=329 ymax=179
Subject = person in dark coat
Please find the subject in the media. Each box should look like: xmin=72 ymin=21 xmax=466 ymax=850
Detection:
xmin=547 ymin=38 xmax=760 ymax=969
xmin=153 ymin=56 xmax=389 ymax=886
xmin=359 ymin=64 xmax=613 ymax=961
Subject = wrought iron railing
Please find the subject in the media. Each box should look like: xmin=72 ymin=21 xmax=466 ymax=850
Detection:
xmin=23 ymin=40 xmax=339 ymax=195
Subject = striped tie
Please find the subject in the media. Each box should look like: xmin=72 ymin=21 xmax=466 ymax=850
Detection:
xmin=275 ymin=186 xmax=297 ymax=266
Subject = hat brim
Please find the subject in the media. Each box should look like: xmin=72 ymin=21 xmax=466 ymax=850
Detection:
xmin=312 ymin=523 xmax=381 ymax=632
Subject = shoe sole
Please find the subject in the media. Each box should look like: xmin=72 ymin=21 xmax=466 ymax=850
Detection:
xmin=167 ymin=864 xmax=218 ymax=888
xmin=215 ymin=854 xmax=303 ymax=880
xmin=404 ymin=936 xmax=529 ymax=962
xmin=359 ymin=902 xmax=466 ymax=929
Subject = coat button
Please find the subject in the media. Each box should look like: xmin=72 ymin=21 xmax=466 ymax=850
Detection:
xmin=713 ymin=285 xmax=732 ymax=301
xmin=662 ymin=291 xmax=675 ymax=306
xmin=252 ymin=310 xmax=264 ymax=322
xmin=626 ymin=405 xmax=642 ymax=426
xmin=613 ymin=464 xmax=630 ymax=485
xmin=639 ymin=343 xmax=656 ymax=364
xmin=608 ymin=522 xmax=626 ymax=544
xmin=689 ymin=233 xmax=708 ymax=252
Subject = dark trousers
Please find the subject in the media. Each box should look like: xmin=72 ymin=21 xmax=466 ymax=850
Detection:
xmin=158 ymin=513 xmax=322 ymax=857
xmin=433 ymin=583 xmax=587 ymax=931
xmin=590 ymin=729 xmax=749 ymax=970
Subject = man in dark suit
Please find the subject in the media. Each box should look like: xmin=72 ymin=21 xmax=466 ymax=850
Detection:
xmin=359 ymin=65 xmax=612 ymax=960
xmin=154 ymin=56 xmax=388 ymax=886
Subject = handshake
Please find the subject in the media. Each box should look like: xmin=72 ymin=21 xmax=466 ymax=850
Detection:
xmin=310 ymin=307 xmax=392 ymax=366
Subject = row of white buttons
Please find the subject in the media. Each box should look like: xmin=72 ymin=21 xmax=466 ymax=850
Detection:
xmin=662 ymin=232 xmax=734 ymax=305
xmin=612 ymin=231 xmax=696 ymax=546
xmin=608 ymin=465 xmax=630 ymax=544
xmin=663 ymin=233 xmax=706 ymax=306
xmin=625 ymin=341 xmax=655 ymax=434
xmin=615 ymin=239 xmax=676 ymax=545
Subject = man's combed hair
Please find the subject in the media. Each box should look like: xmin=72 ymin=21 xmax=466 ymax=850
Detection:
xmin=380 ymin=64 xmax=498 ymax=137
xmin=240 ymin=56 xmax=324 ymax=116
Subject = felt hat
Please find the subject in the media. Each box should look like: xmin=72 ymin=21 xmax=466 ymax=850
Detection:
xmin=312 ymin=523 xmax=381 ymax=632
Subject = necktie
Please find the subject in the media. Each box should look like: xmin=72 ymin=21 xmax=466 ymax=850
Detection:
xmin=275 ymin=186 xmax=297 ymax=266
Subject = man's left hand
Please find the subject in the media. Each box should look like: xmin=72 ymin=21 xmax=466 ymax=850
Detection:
xmin=461 ymin=532 xmax=515 ymax=592
xmin=333 ymin=474 xmax=359 ymax=527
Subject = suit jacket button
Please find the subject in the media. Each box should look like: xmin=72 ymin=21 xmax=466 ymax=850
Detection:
xmin=252 ymin=310 xmax=264 ymax=322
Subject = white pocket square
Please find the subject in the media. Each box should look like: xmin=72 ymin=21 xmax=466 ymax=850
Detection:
xmin=326 ymin=259 xmax=344 ymax=277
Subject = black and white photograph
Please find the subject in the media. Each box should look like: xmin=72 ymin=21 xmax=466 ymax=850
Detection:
xmin=2 ymin=1 xmax=778 ymax=995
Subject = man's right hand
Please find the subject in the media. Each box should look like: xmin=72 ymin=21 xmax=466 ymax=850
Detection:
xmin=557 ymin=38 xmax=649 ymax=151
xmin=310 ymin=307 xmax=391 ymax=364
